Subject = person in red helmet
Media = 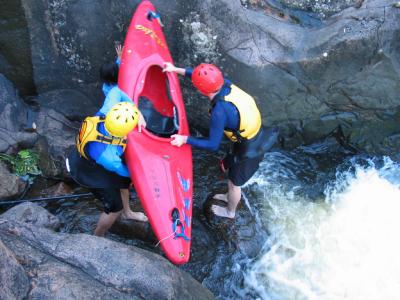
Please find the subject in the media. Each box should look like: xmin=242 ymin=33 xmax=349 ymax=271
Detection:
xmin=190 ymin=63 xmax=224 ymax=95
xmin=163 ymin=62 xmax=278 ymax=219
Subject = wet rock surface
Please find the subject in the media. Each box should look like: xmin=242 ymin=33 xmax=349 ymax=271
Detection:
xmin=0 ymin=203 xmax=214 ymax=300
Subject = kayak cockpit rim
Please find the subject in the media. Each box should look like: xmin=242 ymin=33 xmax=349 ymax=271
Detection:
xmin=130 ymin=58 xmax=187 ymax=140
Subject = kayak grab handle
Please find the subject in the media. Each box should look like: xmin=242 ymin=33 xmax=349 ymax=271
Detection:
xmin=171 ymin=207 xmax=180 ymax=221
xmin=171 ymin=208 xmax=190 ymax=241
xmin=147 ymin=11 xmax=164 ymax=27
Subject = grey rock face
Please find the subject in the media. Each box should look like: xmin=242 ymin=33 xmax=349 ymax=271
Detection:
xmin=37 ymin=89 xmax=98 ymax=121
xmin=241 ymin=0 xmax=360 ymax=19
xmin=29 ymin=260 xmax=139 ymax=300
xmin=0 ymin=239 xmax=30 ymax=300
xmin=0 ymin=0 xmax=35 ymax=96
xmin=180 ymin=0 xmax=400 ymax=153
xmin=19 ymin=0 xmax=183 ymax=95
xmin=34 ymin=108 xmax=77 ymax=177
xmin=0 ymin=203 xmax=214 ymax=300
xmin=0 ymin=162 xmax=27 ymax=200
xmin=0 ymin=74 xmax=37 ymax=153
xmin=0 ymin=202 xmax=60 ymax=230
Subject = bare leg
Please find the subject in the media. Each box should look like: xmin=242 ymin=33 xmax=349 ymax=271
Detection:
xmin=211 ymin=180 xmax=241 ymax=218
xmin=120 ymin=189 xmax=148 ymax=222
xmin=94 ymin=211 xmax=122 ymax=236
xmin=213 ymin=193 xmax=228 ymax=203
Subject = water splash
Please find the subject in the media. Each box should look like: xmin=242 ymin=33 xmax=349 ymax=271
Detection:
xmin=244 ymin=156 xmax=400 ymax=300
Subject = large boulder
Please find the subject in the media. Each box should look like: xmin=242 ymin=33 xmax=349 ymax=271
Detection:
xmin=0 ymin=203 xmax=214 ymax=300
xmin=19 ymin=0 xmax=185 ymax=96
xmin=0 ymin=202 xmax=60 ymax=230
xmin=0 ymin=74 xmax=37 ymax=153
xmin=179 ymin=0 xmax=400 ymax=153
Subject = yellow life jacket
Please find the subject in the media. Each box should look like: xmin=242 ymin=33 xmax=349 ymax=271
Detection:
xmin=223 ymin=84 xmax=262 ymax=142
xmin=76 ymin=116 xmax=127 ymax=160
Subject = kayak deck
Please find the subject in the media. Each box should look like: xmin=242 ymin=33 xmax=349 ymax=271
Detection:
xmin=119 ymin=1 xmax=193 ymax=264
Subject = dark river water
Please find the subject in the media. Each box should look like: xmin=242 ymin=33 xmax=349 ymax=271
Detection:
xmin=4 ymin=139 xmax=400 ymax=299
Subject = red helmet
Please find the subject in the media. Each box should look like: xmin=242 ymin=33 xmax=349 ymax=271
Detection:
xmin=192 ymin=64 xmax=224 ymax=95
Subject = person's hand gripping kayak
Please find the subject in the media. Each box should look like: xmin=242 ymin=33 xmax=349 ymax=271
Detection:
xmin=137 ymin=112 xmax=146 ymax=133
xmin=170 ymin=134 xmax=188 ymax=147
xmin=163 ymin=62 xmax=189 ymax=147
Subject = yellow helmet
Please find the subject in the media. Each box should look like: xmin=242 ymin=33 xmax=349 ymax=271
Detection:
xmin=105 ymin=102 xmax=139 ymax=137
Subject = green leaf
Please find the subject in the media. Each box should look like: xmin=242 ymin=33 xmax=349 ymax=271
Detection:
xmin=18 ymin=150 xmax=31 ymax=159
xmin=0 ymin=149 xmax=41 ymax=179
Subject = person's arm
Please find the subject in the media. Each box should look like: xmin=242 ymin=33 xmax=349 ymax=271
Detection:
xmin=184 ymin=68 xmax=193 ymax=79
xmin=163 ymin=62 xmax=187 ymax=76
xmin=187 ymin=106 xmax=226 ymax=151
xmin=115 ymin=44 xmax=122 ymax=66
xmin=171 ymin=104 xmax=226 ymax=151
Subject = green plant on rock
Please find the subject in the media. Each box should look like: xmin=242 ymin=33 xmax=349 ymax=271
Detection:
xmin=0 ymin=149 xmax=41 ymax=182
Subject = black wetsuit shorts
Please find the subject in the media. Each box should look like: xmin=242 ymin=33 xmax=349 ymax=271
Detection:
xmin=67 ymin=148 xmax=130 ymax=214
xmin=90 ymin=188 xmax=124 ymax=214
xmin=223 ymin=126 xmax=279 ymax=186
xmin=224 ymin=154 xmax=264 ymax=186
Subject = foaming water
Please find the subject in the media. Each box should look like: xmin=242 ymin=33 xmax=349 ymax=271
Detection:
xmin=244 ymin=156 xmax=400 ymax=300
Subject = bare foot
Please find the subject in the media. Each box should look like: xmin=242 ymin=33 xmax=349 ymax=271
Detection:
xmin=213 ymin=193 xmax=228 ymax=203
xmin=211 ymin=205 xmax=235 ymax=219
xmin=122 ymin=211 xmax=148 ymax=222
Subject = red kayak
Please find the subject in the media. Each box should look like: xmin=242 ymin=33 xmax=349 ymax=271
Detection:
xmin=119 ymin=1 xmax=193 ymax=264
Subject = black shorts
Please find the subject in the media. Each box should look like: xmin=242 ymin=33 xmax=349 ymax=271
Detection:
xmin=90 ymin=188 xmax=123 ymax=214
xmin=67 ymin=148 xmax=131 ymax=189
xmin=222 ymin=126 xmax=278 ymax=186
xmin=224 ymin=154 xmax=263 ymax=186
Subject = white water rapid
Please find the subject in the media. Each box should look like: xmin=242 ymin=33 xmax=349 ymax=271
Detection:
xmin=244 ymin=156 xmax=400 ymax=300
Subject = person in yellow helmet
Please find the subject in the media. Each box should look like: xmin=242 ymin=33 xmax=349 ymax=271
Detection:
xmin=67 ymin=101 xmax=148 ymax=237
xmin=163 ymin=62 xmax=278 ymax=219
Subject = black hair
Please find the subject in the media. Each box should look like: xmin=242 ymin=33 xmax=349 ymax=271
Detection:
xmin=100 ymin=62 xmax=119 ymax=84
